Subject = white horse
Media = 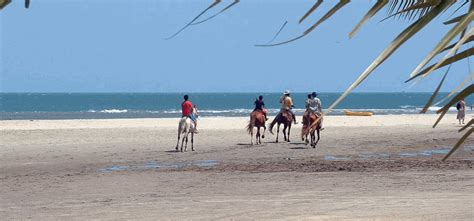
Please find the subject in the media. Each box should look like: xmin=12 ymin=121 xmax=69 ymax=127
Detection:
xmin=175 ymin=107 xmax=198 ymax=152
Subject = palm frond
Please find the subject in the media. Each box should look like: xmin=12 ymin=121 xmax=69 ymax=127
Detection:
xmin=349 ymin=0 xmax=388 ymax=39
xmin=264 ymin=21 xmax=288 ymax=44
xmin=255 ymin=0 xmax=350 ymax=47
xmin=0 ymin=0 xmax=11 ymax=9
xmin=433 ymin=71 xmax=474 ymax=107
xmin=442 ymin=127 xmax=473 ymax=161
xmin=420 ymin=70 xmax=449 ymax=113
xmin=382 ymin=0 xmax=441 ymax=22
xmin=421 ymin=28 xmax=473 ymax=78
xmin=299 ymin=0 xmax=324 ymax=24
xmin=459 ymin=119 xmax=473 ymax=132
xmin=406 ymin=47 xmax=474 ymax=82
xmin=433 ymin=84 xmax=473 ymax=128
xmin=444 ymin=13 xmax=467 ymax=24
xmin=165 ymin=0 xmax=222 ymax=40
xmin=190 ymin=0 xmax=239 ymax=26
xmin=409 ymin=11 xmax=473 ymax=78
xmin=325 ymin=1 xmax=452 ymax=114
xmin=440 ymin=35 xmax=474 ymax=53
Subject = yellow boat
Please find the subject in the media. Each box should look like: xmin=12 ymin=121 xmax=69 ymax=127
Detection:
xmin=344 ymin=110 xmax=374 ymax=116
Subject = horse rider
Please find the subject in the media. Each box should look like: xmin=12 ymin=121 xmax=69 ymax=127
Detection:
xmin=181 ymin=94 xmax=198 ymax=133
xmin=305 ymin=92 xmax=323 ymax=129
xmin=253 ymin=95 xmax=268 ymax=120
xmin=279 ymin=90 xmax=297 ymax=124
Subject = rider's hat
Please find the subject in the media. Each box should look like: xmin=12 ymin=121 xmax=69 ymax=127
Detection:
xmin=283 ymin=90 xmax=290 ymax=95
xmin=311 ymin=92 xmax=317 ymax=97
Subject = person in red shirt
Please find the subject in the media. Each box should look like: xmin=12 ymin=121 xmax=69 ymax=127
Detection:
xmin=181 ymin=95 xmax=198 ymax=132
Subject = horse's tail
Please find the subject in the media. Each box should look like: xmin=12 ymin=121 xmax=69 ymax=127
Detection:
xmin=246 ymin=117 xmax=255 ymax=134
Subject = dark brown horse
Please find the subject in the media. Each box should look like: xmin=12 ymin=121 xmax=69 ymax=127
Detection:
xmin=301 ymin=111 xmax=321 ymax=148
xmin=269 ymin=110 xmax=293 ymax=142
xmin=246 ymin=110 xmax=266 ymax=145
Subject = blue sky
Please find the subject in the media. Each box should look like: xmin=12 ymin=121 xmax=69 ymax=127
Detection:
xmin=1 ymin=0 xmax=472 ymax=92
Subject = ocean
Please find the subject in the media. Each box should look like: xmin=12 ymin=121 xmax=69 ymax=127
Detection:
xmin=0 ymin=93 xmax=472 ymax=120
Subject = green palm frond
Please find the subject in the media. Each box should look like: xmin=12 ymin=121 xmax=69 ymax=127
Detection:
xmin=299 ymin=0 xmax=323 ymax=24
xmin=190 ymin=0 xmax=240 ymax=26
xmin=407 ymin=47 xmax=473 ymax=82
xmin=433 ymin=84 xmax=473 ymax=128
xmin=442 ymin=127 xmax=473 ymax=161
xmin=419 ymin=71 xmax=449 ymax=113
xmin=409 ymin=12 xmax=473 ymax=78
xmin=0 ymin=0 xmax=11 ymax=9
xmin=349 ymin=0 xmax=388 ymax=39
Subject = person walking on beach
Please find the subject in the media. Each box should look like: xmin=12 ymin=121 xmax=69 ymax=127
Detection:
xmin=279 ymin=90 xmax=297 ymax=124
xmin=254 ymin=95 xmax=268 ymax=120
xmin=305 ymin=92 xmax=323 ymax=129
xmin=456 ymin=99 xmax=466 ymax=124
xmin=182 ymin=95 xmax=198 ymax=133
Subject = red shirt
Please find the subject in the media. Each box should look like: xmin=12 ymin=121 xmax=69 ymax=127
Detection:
xmin=181 ymin=100 xmax=193 ymax=116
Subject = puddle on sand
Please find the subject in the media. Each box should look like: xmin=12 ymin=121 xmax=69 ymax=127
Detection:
xmin=324 ymin=155 xmax=349 ymax=161
xmin=398 ymin=148 xmax=450 ymax=157
xmin=464 ymin=145 xmax=474 ymax=151
xmin=99 ymin=160 xmax=219 ymax=173
xmin=98 ymin=165 xmax=129 ymax=172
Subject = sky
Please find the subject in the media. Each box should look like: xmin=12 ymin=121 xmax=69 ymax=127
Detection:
xmin=1 ymin=0 xmax=472 ymax=93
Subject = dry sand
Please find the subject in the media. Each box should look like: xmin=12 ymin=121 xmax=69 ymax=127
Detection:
xmin=1 ymin=114 xmax=473 ymax=220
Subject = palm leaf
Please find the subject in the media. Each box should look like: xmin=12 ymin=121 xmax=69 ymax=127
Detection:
xmin=264 ymin=21 xmax=288 ymax=44
xmin=421 ymin=28 xmax=473 ymax=78
xmin=440 ymin=35 xmax=474 ymax=53
xmin=442 ymin=127 xmax=473 ymax=161
xmin=349 ymin=0 xmax=388 ymax=39
xmin=433 ymin=84 xmax=473 ymax=128
xmin=382 ymin=0 xmax=441 ymax=22
xmin=0 ymin=0 xmax=11 ymax=9
xmin=165 ymin=0 xmax=222 ymax=40
xmin=190 ymin=0 xmax=239 ymax=26
xmin=433 ymin=71 xmax=474 ymax=107
xmin=255 ymin=0 xmax=350 ymax=47
xmin=409 ymin=10 xmax=473 ymax=78
xmin=459 ymin=119 xmax=473 ymax=132
xmin=406 ymin=47 xmax=474 ymax=82
xmin=420 ymin=70 xmax=449 ymax=113
xmin=444 ymin=13 xmax=467 ymax=24
xmin=299 ymin=0 xmax=324 ymax=24
xmin=325 ymin=1 xmax=452 ymax=114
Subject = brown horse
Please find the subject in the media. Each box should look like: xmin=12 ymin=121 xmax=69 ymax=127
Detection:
xmin=269 ymin=110 xmax=293 ymax=142
xmin=301 ymin=111 xmax=321 ymax=148
xmin=246 ymin=110 xmax=266 ymax=145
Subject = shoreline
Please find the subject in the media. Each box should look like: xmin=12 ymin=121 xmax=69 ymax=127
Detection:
xmin=0 ymin=113 xmax=468 ymax=130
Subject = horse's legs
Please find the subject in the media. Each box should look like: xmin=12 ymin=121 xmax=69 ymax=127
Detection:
xmin=184 ymin=135 xmax=189 ymax=152
xmin=180 ymin=134 xmax=186 ymax=152
xmin=262 ymin=125 xmax=266 ymax=139
xmin=287 ymin=124 xmax=291 ymax=142
xmin=283 ymin=125 xmax=287 ymax=141
xmin=256 ymin=127 xmax=260 ymax=144
xmin=176 ymin=131 xmax=181 ymax=151
xmin=276 ymin=123 xmax=280 ymax=143
xmin=191 ymin=132 xmax=195 ymax=151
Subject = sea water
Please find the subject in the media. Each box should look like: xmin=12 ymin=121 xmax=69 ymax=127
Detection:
xmin=1 ymin=92 xmax=472 ymax=120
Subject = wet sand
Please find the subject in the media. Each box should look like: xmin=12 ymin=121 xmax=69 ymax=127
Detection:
xmin=1 ymin=114 xmax=473 ymax=220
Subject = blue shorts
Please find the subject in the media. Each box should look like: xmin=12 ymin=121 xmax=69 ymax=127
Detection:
xmin=184 ymin=114 xmax=198 ymax=122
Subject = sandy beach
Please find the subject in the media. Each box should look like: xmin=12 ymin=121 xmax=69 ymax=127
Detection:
xmin=1 ymin=114 xmax=473 ymax=220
